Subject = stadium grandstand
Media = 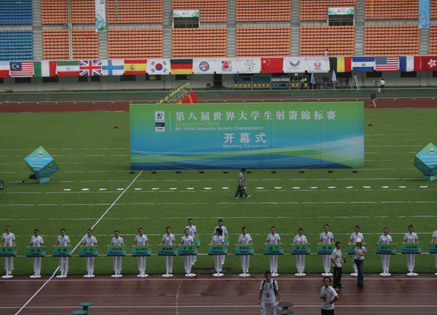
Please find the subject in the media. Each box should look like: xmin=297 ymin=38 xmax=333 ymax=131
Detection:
xmin=0 ymin=0 xmax=435 ymax=91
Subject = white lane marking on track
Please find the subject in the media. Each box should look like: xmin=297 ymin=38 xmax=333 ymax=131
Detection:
xmin=14 ymin=170 xmax=144 ymax=315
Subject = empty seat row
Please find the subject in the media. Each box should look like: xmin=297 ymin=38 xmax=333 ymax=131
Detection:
xmin=236 ymin=0 xmax=291 ymax=22
xmin=0 ymin=0 xmax=32 ymax=25
xmin=173 ymin=28 xmax=227 ymax=58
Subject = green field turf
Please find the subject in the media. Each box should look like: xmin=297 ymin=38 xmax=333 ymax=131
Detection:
xmin=0 ymin=108 xmax=436 ymax=276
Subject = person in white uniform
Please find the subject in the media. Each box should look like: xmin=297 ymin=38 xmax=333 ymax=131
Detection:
xmin=292 ymin=228 xmax=308 ymax=276
xmin=210 ymin=228 xmax=225 ymax=277
xmin=161 ymin=226 xmax=176 ymax=277
xmin=320 ymin=276 xmax=338 ymax=315
xmin=185 ymin=218 xmax=198 ymax=266
xmin=319 ymin=224 xmax=334 ymax=276
xmin=1 ymin=226 xmax=16 ymax=279
xmin=431 ymin=229 xmax=437 ymax=276
xmin=348 ymin=225 xmax=364 ymax=277
xmin=258 ymin=271 xmax=281 ymax=315
xmin=83 ymin=229 xmax=97 ymax=278
xmin=111 ymin=230 xmax=124 ymax=278
xmin=181 ymin=228 xmax=195 ymax=277
xmin=30 ymin=229 xmax=44 ymax=278
xmin=265 ymin=226 xmax=281 ymax=277
xmin=378 ymin=227 xmax=393 ymax=276
xmin=402 ymin=224 xmax=419 ymax=276
xmin=134 ymin=227 xmax=149 ymax=278
xmin=238 ymin=226 xmax=253 ymax=277
xmin=56 ymin=228 xmax=70 ymax=278
xmin=214 ymin=219 xmax=229 ymax=266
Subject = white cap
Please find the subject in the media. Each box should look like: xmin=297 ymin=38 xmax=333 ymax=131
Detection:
xmin=356 ymin=238 xmax=362 ymax=243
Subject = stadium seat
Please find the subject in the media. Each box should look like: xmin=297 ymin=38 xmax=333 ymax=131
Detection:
xmin=107 ymin=0 xmax=163 ymax=24
xmin=0 ymin=0 xmax=32 ymax=25
xmin=432 ymin=0 xmax=437 ymax=19
xmin=73 ymin=30 xmax=99 ymax=59
xmin=42 ymin=30 xmax=69 ymax=60
xmin=365 ymin=0 xmax=418 ymax=20
xmin=172 ymin=28 xmax=227 ymax=58
xmin=236 ymin=27 xmax=291 ymax=57
xmin=300 ymin=0 xmax=356 ymax=21
xmin=236 ymin=0 xmax=291 ymax=22
xmin=300 ymin=26 xmax=355 ymax=56
xmin=71 ymin=0 xmax=95 ymax=24
xmin=108 ymin=29 xmax=163 ymax=58
xmin=41 ymin=0 xmax=68 ymax=25
xmin=0 ymin=31 xmax=33 ymax=61
xmin=364 ymin=25 xmax=419 ymax=55
xmin=172 ymin=0 xmax=227 ymax=23
xmin=429 ymin=25 xmax=437 ymax=55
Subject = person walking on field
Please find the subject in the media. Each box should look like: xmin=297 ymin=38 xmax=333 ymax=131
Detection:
xmin=258 ymin=271 xmax=281 ymax=315
xmin=320 ymin=276 xmax=338 ymax=315
xmin=235 ymin=168 xmax=250 ymax=199
xmin=331 ymin=241 xmax=345 ymax=291
xmin=348 ymin=225 xmax=364 ymax=277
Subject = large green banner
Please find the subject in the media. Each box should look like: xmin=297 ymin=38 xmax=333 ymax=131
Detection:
xmin=130 ymin=102 xmax=364 ymax=169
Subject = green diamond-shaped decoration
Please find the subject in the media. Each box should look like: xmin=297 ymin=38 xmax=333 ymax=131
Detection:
xmin=414 ymin=143 xmax=437 ymax=181
xmin=24 ymin=146 xmax=59 ymax=184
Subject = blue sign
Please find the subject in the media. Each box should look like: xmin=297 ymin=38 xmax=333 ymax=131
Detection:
xmin=24 ymin=146 xmax=59 ymax=183
xmin=414 ymin=143 xmax=437 ymax=181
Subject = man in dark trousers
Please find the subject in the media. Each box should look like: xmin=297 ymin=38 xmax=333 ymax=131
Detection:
xmin=234 ymin=168 xmax=250 ymax=199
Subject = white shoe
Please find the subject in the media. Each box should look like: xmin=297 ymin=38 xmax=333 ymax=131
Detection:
xmin=239 ymin=273 xmax=250 ymax=277
xmin=435 ymin=273 xmax=437 ymax=276
xmin=56 ymin=275 xmax=63 ymax=278
xmin=326 ymin=272 xmax=333 ymax=276
xmin=379 ymin=273 xmax=386 ymax=277
xmin=2 ymin=275 xmax=13 ymax=279
xmin=350 ymin=272 xmax=358 ymax=277
xmin=407 ymin=272 xmax=418 ymax=277
xmin=271 ymin=273 xmax=279 ymax=277
xmin=213 ymin=272 xmax=224 ymax=277
xmin=84 ymin=274 xmax=89 ymax=278
xmin=111 ymin=274 xmax=118 ymax=278
xmin=185 ymin=273 xmax=196 ymax=277
xmin=386 ymin=273 xmax=391 ymax=276
xmin=234 ymin=197 xmax=239 ymax=200
xmin=162 ymin=273 xmax=173 ymax=278
xmin=30 ymin=274 xmax=37 ymax=279
xmin=246 ymin=195 xmax=251 ymax=198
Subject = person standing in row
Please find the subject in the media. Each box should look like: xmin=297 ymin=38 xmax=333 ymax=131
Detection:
xmin=320 ymin=276 xmax=338 ymax=315
xmin=83 ymin=229 xmax=97 ymax=278
xmin=1 ymin=226 xmax=15 ymax=279
xmin=161 ymin=226 xmax=175 ymax=277
xmin=319 ymin=224 xmax=334 ymax=276
xmin=134 ymin=227 xmax=148 ymax=278
xmin=265 ymin=226 xmax=281 ymax=277
xmin=238 ymin=226 xmax=253 ymax=277
xmin=111 ymin=230 xmax=124 ymax=278
xmin=56 ymin=228 xmax=70 ymax=278
xmin=292 ymin=228 xmax=308 ymax=276
xmin=258 ymin=271 xmax=281 ymax=315
xmin=331 ymin=242 xmax=345 ymax=291
xmin=181 ymin=228 xmax=195 ymax=277
xmin=403 ymin=224 xmax=419 ymax=276
xmin=185 ymin=218 xmax=198 ymax=266
xmin=354 ymin=238 xmax=366 ymax=288
xmin=211 ymin=228 xmax=225 ymax=277
xmin=348 ymin=225 xmax=364 ymax=277
xmin=234 ymin=168 xmax=250 ymax=199
xmin=432 ymin=229 xmax=437 ymax=276
xmin=379 ymin=227 xmax=393 ymax=276
xmin=30 ymin=229 xmax=44 ymax=278
xmin=214 ymin=219 xmax=229 ymax=267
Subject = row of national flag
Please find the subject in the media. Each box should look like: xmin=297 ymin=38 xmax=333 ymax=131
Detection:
xmin=0 ymin=56 xmax=436 ymax=78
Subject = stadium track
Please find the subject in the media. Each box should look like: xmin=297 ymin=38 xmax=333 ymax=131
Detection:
xmin=1 ymin=98 xmax=437 ymax=113
xmin=1 ymin=274 xmax=436 ymax=314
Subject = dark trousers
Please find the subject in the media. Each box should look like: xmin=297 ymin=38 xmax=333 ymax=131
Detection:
xmin=322 ymin=309 xmax=334 ymax=315
xmin=355 ymin=259 xmax=364 ymax=288
xmin=333 ymin=266 xmax=342 ymax=289
xmin=234 ymin=184 xmax=247 ymax=197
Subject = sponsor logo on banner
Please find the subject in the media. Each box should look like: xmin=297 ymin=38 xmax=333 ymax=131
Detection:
xmin=428 ymin=59 xmax=436 ymax=68
xmin=222 ymin=60 xmax=233 ymax=72
xmin=199 ymin=61 xmax=210 ymax=72
xmin=155 ymin=111 xmax=165 ymax=132
xmin=242 ymin=59 xmax=256 ymax=71
xmin=283 ymin=57 xmax=307 ymax=73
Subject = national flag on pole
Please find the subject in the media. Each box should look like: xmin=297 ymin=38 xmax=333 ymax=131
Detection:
xmin=420 ymin=56 xmax=437 ymax=71
xmin=124 ymin=60 xmax=147 ymax=75
xmin=147 ymin=59 xmax=170 ymax=75
xmin=193 ymin=58 xmax=216 ymax=74
xmin=34 ymin=61 xmax=57 ymax=77
xmin=375 ymin=56 xmax=399 ymax=72
xmin=80 ymin=60 xmax=102 ymax=76
xmin=102 ymin=59 xmax=124 ymax=76
xmin=336 ymin=57 xmax=352 ymax=72
xmin=399 ymin=56 xmax=421 ymax=72
xmin=261 ymin=58 xmax=283 ymax=73
xmin=10 ymin=61 xmax=34 ymax=77
xmin=170 ymin=59 xmax=193 ymax=75
xmin=0 ymin=61 xmax=10 ymax=78
xmin=352 ymin=57 xmax=375 ymax=72
xmin=57 ymin=61 xmax=80 ymax=76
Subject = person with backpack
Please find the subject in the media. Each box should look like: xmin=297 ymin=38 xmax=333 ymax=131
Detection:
xmin=258 ymin=271 xmax=281 ymax=315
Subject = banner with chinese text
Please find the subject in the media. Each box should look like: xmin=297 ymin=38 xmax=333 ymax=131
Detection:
xmin=130 ymin=102 xmax=364 ymax=169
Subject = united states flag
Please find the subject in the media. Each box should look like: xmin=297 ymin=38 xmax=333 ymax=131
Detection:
xmin=375 ymin=56 xmax=399 ymax=72
xmin=10 ymin=61 xmax=34 ymax=77
xmin=79 ymin=60 xmax=102 ymax=76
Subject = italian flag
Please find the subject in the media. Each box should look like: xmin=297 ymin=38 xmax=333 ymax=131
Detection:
xmin=57 ymin=61 xmax=80 ymax=76
xmin=34 ymin=61 xmax=57 ymax=77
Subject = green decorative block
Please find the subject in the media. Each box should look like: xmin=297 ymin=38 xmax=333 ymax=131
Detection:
xmin=53 ymin=246 xmax=72 ymax=257
xmin=291 ymin=244 xmax=311 ymax=255
xmin=26 ymin=246 xmax=45 ymax=257
xmin=178 ymin=245 xmax=197 ymax=256
xmin=414 ymin=143 xmax=437 ymax=181
xmin=106 ymin=245 xmax=126 ymax=256
xmin=235 ymin=244 xmax=254 ymax=255
xmin=429 ymin=244 xmax=437 ymax=254
xmin=264 ymin=244 xmax=284 ymax=255
xmin=78 ymin=246 xmax=98 ymax=257
xmin=317 ymin=244 xmax=335 ymax=255
xmin=402 ymin=244 xmax=421 ymax=254
xmin=0 ymin=246 xmax=16 ymax=257
xmin=24 ymin=146 xmax=59 ymax=184
xmin=132 ymin=246 xmax=151 ymax=257
xmin=208 ymin=244 xmax=228 ymax=255
xmin=158 ymin=245 xmax=178 ymax=256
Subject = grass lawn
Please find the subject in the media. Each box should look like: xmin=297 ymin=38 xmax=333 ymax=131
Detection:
xmin=0 ymin=108 xmax=436 ymax=276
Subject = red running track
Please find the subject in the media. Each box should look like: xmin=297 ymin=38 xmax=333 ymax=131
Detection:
xmin=1 ymin=274 xmax=437 ymax=314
